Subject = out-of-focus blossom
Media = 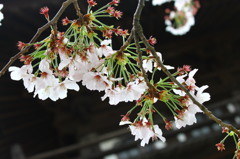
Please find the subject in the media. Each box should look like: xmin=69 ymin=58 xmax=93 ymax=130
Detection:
xmin=0 ymin=4 xmax=3 ymax=26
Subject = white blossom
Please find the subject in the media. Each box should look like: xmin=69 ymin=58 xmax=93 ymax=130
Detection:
xmin=96 ymin=40 xmax=115 ymax=57
xmin=152 ymin=0 xmax=172 ymax=6
xmin=143 ymin=52 xmax=174 ymax=73
xmin=173 ymin=69 xmax=198 ymax=96
xmin=9 ymin=64 xmax=36 ymax=93
xmin=67 ymin=55 xmax=89 ymax=82
xmin=87 ymin=50 xmax=105 ymax=70
xmin=9 ymin=64 xmax=33 ymax=81
xmin=0 ymin=4 xmax=3 ymax=26
xmin=119 ymin=120 xmax=132 ymax=126
xmin=34 ymin=76 xmax=59 ymax=101
xmin=175 ymin=0 xmax=192 ymax=11
xmin=101 ymin=39 xmax=112 ymax=46
xmin=129 ymin=120 xmax=166 ymax=147
xmin=101 ymin=86 xmax=124 ymax=105
xmin=174 ymin=81 xmax=211 ymax=129
xmin=54 ymin=79 xmax=80 ymax=99
xmin=174 ymin=110 xmax=197 ymax=129
xmin=195 ymin=85 xmax=211 ymax=104
xmin=82 ymin=72 xmax=112 ymax=91
xmin=165 ymin=11 xmax=195 ymax=35
xmin=143 ymin=59 xmax=153 ymax=73
xmin=102 ymin=78 xmax=147 ymax=105
xmin=33 ymin=58 xmax=59 ymax=100
xmin=124 ymin=80 xmax=148 ymax=102
xmin=58 ymin=48 xmax=71 ymax=70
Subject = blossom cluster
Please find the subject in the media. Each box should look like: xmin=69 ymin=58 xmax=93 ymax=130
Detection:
xmin=152 ymin=0 xmax=200 ymax=35
xmin=9 ymin=1 xmax=135 ymax=102
xmin=0 ymin=4 xmax=3 ymax=26
xmin=173 ymin=69 xmax=210 ymax=128
xmin=8 ymin=0 xmax=211 ymax=147
xmin=119 ymin=66 xmax=210 ymax=146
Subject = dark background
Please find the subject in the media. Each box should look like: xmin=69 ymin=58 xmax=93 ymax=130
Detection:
xmin=0 ymin=0 xmax=240 ymax=159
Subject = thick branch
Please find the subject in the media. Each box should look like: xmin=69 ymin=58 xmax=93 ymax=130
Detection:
xmin=133 ymin=0 xmax=240 ymax=134
xmin=0 ymin=0 xmax=75 ymax=77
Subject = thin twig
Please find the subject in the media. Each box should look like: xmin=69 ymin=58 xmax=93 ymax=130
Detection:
xmin=133 ymin=0 xmax=240 ymax=135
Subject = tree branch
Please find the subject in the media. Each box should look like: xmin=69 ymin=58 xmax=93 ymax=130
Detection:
xmin=133 ymin=0 xmax=240 ymax=135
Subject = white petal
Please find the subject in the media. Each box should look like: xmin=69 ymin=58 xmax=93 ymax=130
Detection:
xmin=9 ymin=66 xmax=22 ymax=80
xmin=39 ymin=58 xmax=51 ymax=73
xmin=119 ymin=121 xmax=132 ymax=126
xmin=64 ymin=80 xmax=80 ymax=91
xmin=189 ymin=69 xmax=198 ymax=79
xmin=153 ymin=125 xmax=166 ymax=142
xmin=101 ymin=39 xmax=112 ymax=46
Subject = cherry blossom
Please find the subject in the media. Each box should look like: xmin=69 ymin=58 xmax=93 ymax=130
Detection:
xmin=58 ymin=48 xmax=72 ymax=70
xmin=174 ymin=77 xmax=210 ymax=129
xmin=119 ymin=114 xmax=132 ymax=125
xmin=0 ymin=4 xmax=3 ymax=26
xmin=102 ymin=78 xmax=147 ymax=105
xmin=9 ymin=64 xmax=35 ymax=93
xmin=152 ymin=0 xmax=172 ymax=6
xmin=165 ymin=10 xmax=195 ymax=35
xmin=143 ymin=52 xmax=174 ymax=73
xmin=87 ymin=50 xmax=105 ymax=71
xmin=174 ymin=0 xmax=192 ymax=11
xmin=129 ymin=120 xmax=166 ymax=147
xmin=54 ymin=79 xmax=80 ymax=99
xmin=67 ymin=55 xmax=89 ymax=82
xmin=195 ymin=85 xmax=211 ymax=104
xmin=9 ymin=64 xmax=33 ymax=81
xmin=124 ymin=79 xmax=148 ymax=102
xmin=96 ymin=39 xmax=115 ymax=57
xmin=173 ymin=69 xmax=198 ymax=96
xmin=174 ymin=110 xmax=197 ymax=129
xmin=82 ymin=72 xmax=112 ymax=91
xmin=142 ymin=59 xmax=153 ymax=73
xmin=101 ymin=86 xmax=125 ymax=105
xmin=34 ymin=76 xmax=59 ymax=101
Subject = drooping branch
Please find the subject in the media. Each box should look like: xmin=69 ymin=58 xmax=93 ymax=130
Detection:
xmin=132 ymin=0 xmax=240 ymax=135
xmin=0 ymin=0 xmax=77 ymax=77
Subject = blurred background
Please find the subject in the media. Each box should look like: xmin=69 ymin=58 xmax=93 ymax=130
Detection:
xmin=0 ymin=0 xmax=240 ymax=159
